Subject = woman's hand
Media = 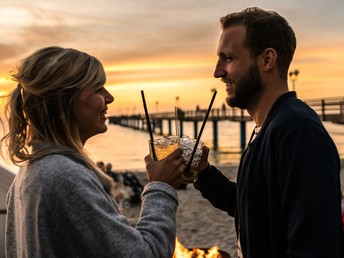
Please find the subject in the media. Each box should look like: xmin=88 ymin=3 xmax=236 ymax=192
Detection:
xmin=144 ymin=148 xmax=185 ymax=189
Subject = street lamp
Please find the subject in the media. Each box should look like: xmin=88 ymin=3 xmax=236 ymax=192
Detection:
xmin=175 ymin=96 xmax=179 ymax=108
xmin=288 ymin=69 xmax=299 ymax=92
xmin=155 ymin=101 xmax=159 ymax=113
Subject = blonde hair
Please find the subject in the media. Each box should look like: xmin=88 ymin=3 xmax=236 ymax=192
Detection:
xmin=0 ymin=46 xmax=115 ymax=195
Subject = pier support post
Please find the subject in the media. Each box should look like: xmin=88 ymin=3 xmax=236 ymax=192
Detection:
xmin=152 ymin=119 xmax=156 ymax=133
xmin=240 ymin=121 xmax=246 ymax=152
xmin=193 ymin=121 xmax=198 ymax=139
xmin=140 ymin=119 xmax=145 ymax=131
xmin=158 ymin=120 xmax=163 ymax=135
xmin=213 ymin=120 xmax=218 ymax=151
xmin=321 ymin=99 xmax=326 ymax=121
xmin=179 ymin=121 xmax=184 ymax=137
xmin=168 ymin=120 xmax=172 ymax=135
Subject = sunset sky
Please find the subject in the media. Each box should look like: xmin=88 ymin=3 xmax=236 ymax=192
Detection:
xmin=0 ymin=0 xmax=343 ymax=115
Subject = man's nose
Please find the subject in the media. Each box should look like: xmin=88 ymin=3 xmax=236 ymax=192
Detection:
xmin=214 ymin=60 xmax=225 ymax=78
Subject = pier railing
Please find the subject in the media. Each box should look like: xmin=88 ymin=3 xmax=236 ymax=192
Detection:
xmin=109 ymin=108 xmax=253 ymax=151
xmin=304 ymin=97 xmax=344 ymax=124
xmin=108 ymin=96 xmax=344 ymax=152
xmin=109 ymin=107 xmax=252 ymax=123
xmin=110 ymin=97 xmax=344 ymax=125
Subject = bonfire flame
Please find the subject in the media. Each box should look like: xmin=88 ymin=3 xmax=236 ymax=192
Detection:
xmin=173 ymin=237 xmax=221 ymax=258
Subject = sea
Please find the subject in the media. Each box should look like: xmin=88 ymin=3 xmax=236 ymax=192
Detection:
xmin=1 ymin=120 xmax=344 ymax=174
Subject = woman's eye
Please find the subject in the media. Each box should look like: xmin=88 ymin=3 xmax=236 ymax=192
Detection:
xmin=95 ymin=88 xmax=103 ymax=93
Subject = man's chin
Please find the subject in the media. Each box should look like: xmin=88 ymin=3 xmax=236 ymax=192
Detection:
xmin=226 ymin=96 xmax=236 ymax=108
xmin=226 ymin=96 xmax=248 ymax=109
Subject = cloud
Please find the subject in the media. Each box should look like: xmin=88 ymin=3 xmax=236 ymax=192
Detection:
xmin=0 ymin=43 xmax=21 ymax=62
xmin=1 ymin=0 xmax=343 ymax=101
xmin=105 ymin=64 xmax=213 ymax=85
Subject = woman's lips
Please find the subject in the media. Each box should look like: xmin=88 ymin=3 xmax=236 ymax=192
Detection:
xmin=100 ymin=109 xmax=108 ymax=120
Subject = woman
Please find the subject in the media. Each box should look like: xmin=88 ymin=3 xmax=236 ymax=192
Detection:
xmin=0 ymin=46 xmax=185 ymax=258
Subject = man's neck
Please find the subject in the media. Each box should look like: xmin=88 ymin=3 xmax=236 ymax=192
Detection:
xmin=247 ymin=87 xmax=288 ymax=127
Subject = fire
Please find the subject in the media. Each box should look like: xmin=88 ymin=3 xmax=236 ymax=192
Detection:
xmin=173 ymin=237 xmax=222 ymax=258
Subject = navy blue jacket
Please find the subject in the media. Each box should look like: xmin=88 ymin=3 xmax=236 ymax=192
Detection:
xmin=195 ymin=92 xmax=344 ymax=258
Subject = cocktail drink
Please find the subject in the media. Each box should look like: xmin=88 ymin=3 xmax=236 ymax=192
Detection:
xmin=179 ymin=136 xmax=204 ymax=183
xmin=149 ymin=135 xmax=203 ymax=183
xmin=149 ymin=136 xmax=179 ymax=160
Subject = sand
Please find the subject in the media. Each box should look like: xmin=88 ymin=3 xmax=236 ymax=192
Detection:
xmin=119 ymin=165 xmax=239 ymax=257
xmin=119 ymin=161 xmax=344 ymax=258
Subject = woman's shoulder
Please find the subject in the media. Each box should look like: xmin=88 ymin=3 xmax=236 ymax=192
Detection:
xmin=27 ymin=154 xmax=98 ymax=188
xmin=31 ymin=153 xmax=86 ymax=172
xmin=18 ymin=154 xmax=115 ymax=216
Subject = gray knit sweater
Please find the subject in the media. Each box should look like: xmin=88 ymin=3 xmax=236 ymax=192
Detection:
xmin=5 ymin=154 xmax=178 ymax=258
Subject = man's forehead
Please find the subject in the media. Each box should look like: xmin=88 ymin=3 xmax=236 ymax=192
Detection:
xmin=220 ymin=25 xmax=246 ymax=43
xmin=217 ymin=25 xmax=247 ymax=52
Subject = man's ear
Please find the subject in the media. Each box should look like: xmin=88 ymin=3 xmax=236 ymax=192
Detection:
xmin=261 ymin=48 xmax=277 ymax=72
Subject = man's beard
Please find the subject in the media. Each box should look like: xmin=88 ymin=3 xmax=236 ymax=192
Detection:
xmin=226 ymin=62 xmax=263 ymax=109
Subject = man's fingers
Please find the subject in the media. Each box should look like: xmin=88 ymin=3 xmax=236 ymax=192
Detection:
xmin=202 ymin=146 xmax=209 ymax=158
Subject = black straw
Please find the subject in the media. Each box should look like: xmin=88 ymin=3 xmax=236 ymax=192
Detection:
xmin=185 ymin=90 xmax=217 ymax=172
xmin=141 ymin=90 xmax=158 ymax=161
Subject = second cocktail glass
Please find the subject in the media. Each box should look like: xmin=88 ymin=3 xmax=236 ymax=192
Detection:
xmin=149 ymin=135 xmax=203 ymax=183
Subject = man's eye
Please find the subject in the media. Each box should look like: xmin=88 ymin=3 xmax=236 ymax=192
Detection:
xmin=225 ymin=57 xmax=233 ymax=63
xmin=219 ymin=53 xmax=232 ymax=63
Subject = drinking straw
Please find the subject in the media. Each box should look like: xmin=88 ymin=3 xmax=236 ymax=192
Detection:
xmin=185 ymin=90 xmax=217 ymax=172
xmin=141 ymin=90 xmax=158 ymax=161
xmin=175 ymin=106 xmax=180 ymax=138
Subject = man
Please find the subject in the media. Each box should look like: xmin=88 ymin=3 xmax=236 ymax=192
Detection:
xmin=195 ymin=7 xmax=344 ymax=258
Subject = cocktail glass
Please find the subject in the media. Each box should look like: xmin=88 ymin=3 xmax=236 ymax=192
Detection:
xmin=149 ymin=136 xmax=179 ymax=160
xmin=179 ymin=135 xmax=204 ymax=183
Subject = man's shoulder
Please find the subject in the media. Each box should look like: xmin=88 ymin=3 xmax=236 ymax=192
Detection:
xmin=269 ymin=98 xmax=321 ymax=129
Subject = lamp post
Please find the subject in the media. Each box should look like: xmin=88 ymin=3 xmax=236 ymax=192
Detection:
xmin=288 ymin=69 xmax=299 ymax=92
xmin=155 ymin=101 xmax=159 ymax=113
xmin=210 ymin=87 xmax=218 ymax=113
xmin=175 ymin=96 xmax=179 ymax=108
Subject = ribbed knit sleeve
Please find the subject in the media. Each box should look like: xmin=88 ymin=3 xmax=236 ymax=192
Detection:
xmin=6 ymin=154 xmax=178 ymax=258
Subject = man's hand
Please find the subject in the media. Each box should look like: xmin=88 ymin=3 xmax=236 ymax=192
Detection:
xmin=198 ymin=145 xmax=210 ymax=174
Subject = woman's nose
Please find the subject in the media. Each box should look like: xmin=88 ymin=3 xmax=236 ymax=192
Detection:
xmin=104 ymin=89 xmax=114 ymax=104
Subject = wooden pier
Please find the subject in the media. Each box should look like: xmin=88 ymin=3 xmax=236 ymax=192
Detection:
xmin=109 ymin=108 xmax=252 ymax=151
xmin=304 ymin=97 xmax=344 ymax=124
xmin=108 ymin=97 xmax=344 ymax=152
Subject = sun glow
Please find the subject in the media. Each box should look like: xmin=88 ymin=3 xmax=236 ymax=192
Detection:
xmin=0 ymin=1 xmax=343 ymax=116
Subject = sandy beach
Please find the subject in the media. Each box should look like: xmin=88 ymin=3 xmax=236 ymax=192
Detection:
xmin=120 ymin=165 xmax=239 ymax=258
xmin=120 ymin=161 xmax=344 ymax=258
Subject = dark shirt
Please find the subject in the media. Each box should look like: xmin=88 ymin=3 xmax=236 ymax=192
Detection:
xmin=195 ymin=92 xmax=344 ymax=258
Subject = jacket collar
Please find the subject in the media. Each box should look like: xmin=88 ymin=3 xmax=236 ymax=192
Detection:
xmin=264 ymin=91 xmax=297 ymax=124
